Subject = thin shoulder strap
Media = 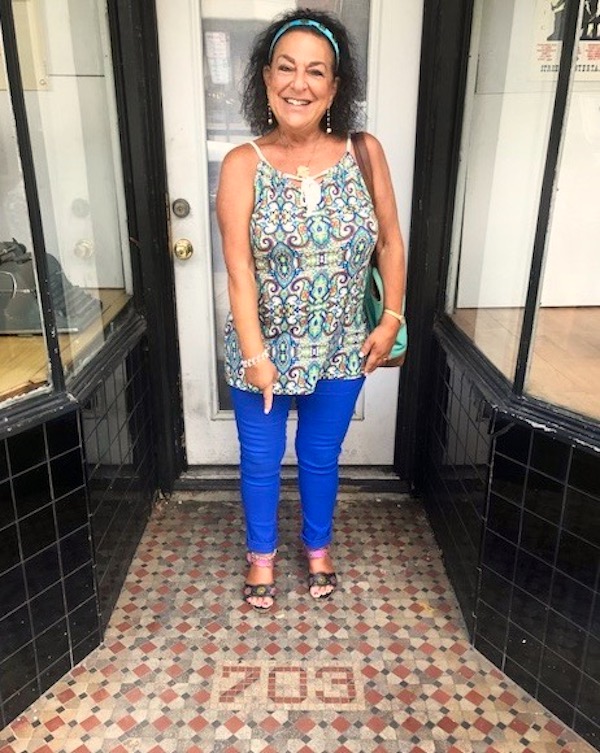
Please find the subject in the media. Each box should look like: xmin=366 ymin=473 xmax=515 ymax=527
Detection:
xmin=248 ymin=140 xmax=266 ymax=160
xmin=351 ymin=132 xmax=374 ymax=202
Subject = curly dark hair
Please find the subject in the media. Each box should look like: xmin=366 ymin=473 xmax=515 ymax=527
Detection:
xmin=241 ymin=8 xmax=363 ymax=136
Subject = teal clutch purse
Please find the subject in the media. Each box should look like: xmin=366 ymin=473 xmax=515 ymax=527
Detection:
xmin=364 ymin=265 xmax=407 ymax=365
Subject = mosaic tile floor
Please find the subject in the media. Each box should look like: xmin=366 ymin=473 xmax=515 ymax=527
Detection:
xmin=0 ymin=489 xmax=595 ymax=753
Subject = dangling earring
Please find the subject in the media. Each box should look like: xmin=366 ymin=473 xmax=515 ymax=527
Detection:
xmin=326 ymin=107 xmax=332 ymax=134
xmin=267 ymin=104 xmax=273 ymax=126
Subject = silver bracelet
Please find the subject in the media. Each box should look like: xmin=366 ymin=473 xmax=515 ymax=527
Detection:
xmin=241 ymin=348 xmax=269 ymax=369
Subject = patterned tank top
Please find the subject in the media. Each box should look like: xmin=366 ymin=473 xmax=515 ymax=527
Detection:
xmin=224 ymin=136 xmax=378 ymax=395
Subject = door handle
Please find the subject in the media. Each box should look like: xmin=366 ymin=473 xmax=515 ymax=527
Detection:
xmin=173 ymin=238 xmax=193 ymax=261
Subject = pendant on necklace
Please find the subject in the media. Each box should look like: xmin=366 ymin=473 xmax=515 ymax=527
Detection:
xmin=297 ymin=165 xmax=310 ymax=179
xmin=300 ymin=176 xmax=321 ymax=214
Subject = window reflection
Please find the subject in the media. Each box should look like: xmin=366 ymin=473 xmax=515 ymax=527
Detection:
xmin=449 ymin=0 xmax=600 ymax=424
xmin=10 ymin=0 xmax=132 ymax=379
xmin=447 ymin=1 xmax=559 ymax=381
xmin=526 ymin=90 xmax=600 ymax=421
xmin=0 ymin=33 xmax=50 ymax=401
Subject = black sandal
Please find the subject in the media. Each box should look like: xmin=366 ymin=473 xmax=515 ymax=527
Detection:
xmin=243 ymin=551 xmax=276 ymax=611
xmin=306 ymin=546 xmax=337 ymax=599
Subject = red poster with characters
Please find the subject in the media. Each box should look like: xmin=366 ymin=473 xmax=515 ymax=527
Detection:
xmin=533 ymin=0 xmax=600 ymax=79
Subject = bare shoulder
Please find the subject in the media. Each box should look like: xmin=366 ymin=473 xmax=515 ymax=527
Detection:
xmin=217 ymin=143 xmax=258 ymax=225
xmin=220 ymin=142 xmax=259 ymax=180
xmin=217 ymin=143 xmax=258 ymax=212
xmin=359 ymin=131 xmax=387 ymax=163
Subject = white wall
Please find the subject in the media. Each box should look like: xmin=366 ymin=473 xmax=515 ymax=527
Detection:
xmin=456 ymin=0 xmax=600 ymax=309
xmin=541 ymin=92 xmax=600 ymax=305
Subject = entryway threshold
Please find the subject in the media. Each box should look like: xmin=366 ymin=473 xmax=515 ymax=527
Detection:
xmin=175 ymin=465 xmax=408 ymax=493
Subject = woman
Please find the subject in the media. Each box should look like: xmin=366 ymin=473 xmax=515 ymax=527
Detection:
xmin=217 ymin=8 xmax=406 ymax=610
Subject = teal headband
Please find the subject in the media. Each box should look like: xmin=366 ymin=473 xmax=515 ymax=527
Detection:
xmin=268 ymin=19 xmax=340 ymax=70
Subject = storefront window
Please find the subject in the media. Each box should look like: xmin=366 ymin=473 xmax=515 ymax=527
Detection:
xmin=0 ymin=29 xmax=50 ymax=401
xmin=447 ymin=0 xmax=600 ymax=424
xmin=10 ymin=0 xmax=132 ymax=379
xmin=526 ymin=56 xmax=600 ymax=420
xmin=447 ymin=0 xmax=560 ymax=381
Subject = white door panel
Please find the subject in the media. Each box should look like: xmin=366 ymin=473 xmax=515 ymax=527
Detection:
xmin=156 ymin=0 xmax=422 ymax=464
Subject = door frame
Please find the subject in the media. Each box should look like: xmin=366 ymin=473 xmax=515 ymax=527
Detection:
xmin=107 ymin=0 xmax=187 ymax=490
xmin=157 ymin=0 xmax=424 ymax=468
xmin=109 ymin=0 xmax=441 ymax=487
xmin=396 ymin=0 xmax=475 ymax=485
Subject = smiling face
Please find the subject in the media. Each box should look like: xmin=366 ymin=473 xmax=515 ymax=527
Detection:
xmin=263 ymin=29 xmax=339 ymax=135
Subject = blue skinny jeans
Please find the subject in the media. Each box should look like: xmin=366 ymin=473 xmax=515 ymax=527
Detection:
xmin=230 ymin=377 xmax=365 ymax=554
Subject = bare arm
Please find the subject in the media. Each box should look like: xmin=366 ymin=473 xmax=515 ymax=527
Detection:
xmin=216 ymin=144 xmax=277 ymax=412
xmin=360 ymin=133 xmax=407 ymax=372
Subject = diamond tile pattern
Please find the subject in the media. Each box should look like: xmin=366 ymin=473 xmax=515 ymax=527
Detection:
xmin=0 ymin=490 xmax=595 ymax=753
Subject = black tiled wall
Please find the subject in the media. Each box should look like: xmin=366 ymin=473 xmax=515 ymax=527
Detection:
xmin=478 ymin=419 xmax=600 ymax=748
xmin=0 ymin=411 xmax=99 ymax=729
xmin=422 ymin=341 xmax=493 ymax=633
xmin=423 ymin=335 xmax=600 ymax=749
xmin=0 ymin=343 xmax=157 ymax=728
xmin=82 ymin=344 xmax=156 ymax=630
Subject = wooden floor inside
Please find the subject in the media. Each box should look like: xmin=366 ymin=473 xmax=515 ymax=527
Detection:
xmin=453 ymin=307 xmax=600 ymax=422
xmin=1 ymin=290 xmax=131 ymax=401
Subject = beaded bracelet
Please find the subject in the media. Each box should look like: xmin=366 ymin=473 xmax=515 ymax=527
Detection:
xmin=241 ymin=348 xmax=269 ymax=369
xmin=383 ymin=308 xmax=406 ymax=326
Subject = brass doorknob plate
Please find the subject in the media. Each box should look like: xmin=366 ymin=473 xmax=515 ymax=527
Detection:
xmin=174 ymin=239 xmax=193 ymax=260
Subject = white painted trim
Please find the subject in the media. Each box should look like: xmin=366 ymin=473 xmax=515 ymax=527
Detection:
xmin=186 ymin=2 xmax=222 ymax=421
xmin=366 ymin=0 xmax=383 ymax=134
